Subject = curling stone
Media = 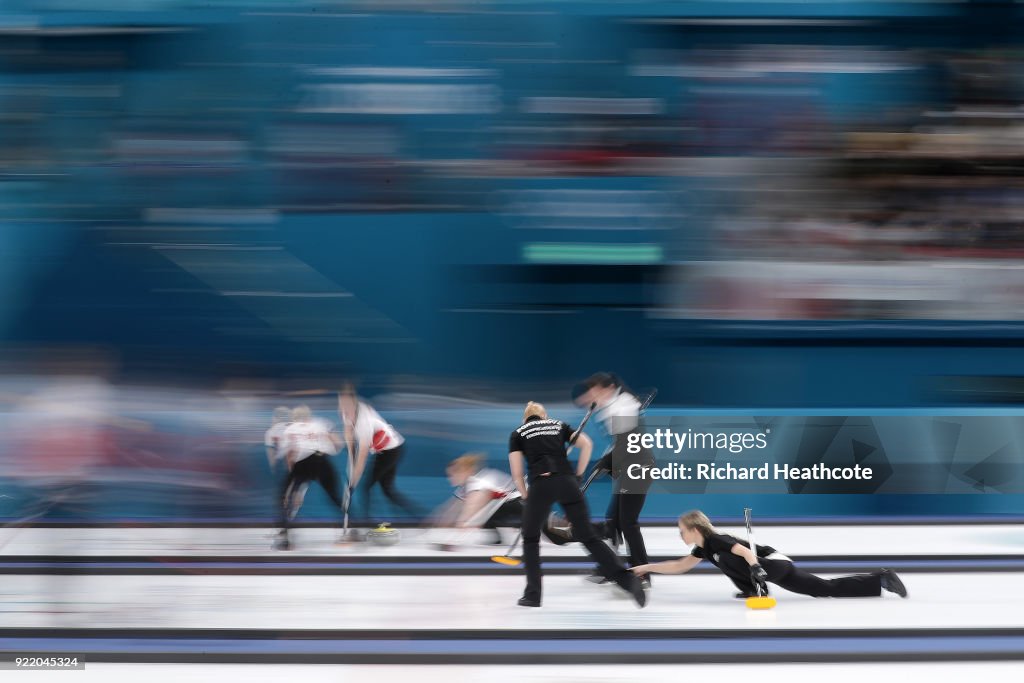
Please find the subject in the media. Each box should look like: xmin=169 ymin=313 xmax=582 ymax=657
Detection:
xmin=366 ymin=522 xmax=401 ymax=546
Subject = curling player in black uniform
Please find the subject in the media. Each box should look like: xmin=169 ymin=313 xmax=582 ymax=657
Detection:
xmin=508 ymin=401 xmax=647 ymax=608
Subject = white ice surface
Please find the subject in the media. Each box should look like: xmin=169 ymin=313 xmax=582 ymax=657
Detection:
xmin=0 ymin=571 xmax=1015 ymax=630
xmin=8 ymin=662 xmax=1024 ymax=683
xmin=2 ymin=524 xmax=1023 ymax=557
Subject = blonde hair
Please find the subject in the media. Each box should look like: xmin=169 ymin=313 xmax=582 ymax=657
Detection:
xmin=523 ymin=401 xmax=547 ymax=421
xmin=678 ymin=510 xmax=716 ymax=538
xmin=291 ymin=405 xmax=311 ymax=422
xmin=272 ymin=406 xmax=291 ymax=423
xmin=448 ymin=453 xmax=485 ymax=473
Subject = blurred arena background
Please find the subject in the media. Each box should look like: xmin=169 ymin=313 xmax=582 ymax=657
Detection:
xmin=2 ymin=0 xmax=1024 ymax=521
xmin=2 ymin=0 xmax=1024 ymax=678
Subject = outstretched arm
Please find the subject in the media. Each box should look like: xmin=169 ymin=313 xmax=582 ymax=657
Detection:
xmin=338 ymin=395 xmax=355 ymax=462
xmin=430 ymin=498 xmax=462 ymax=527
xmin=631 ymin=555 xmax=700 ymax=576
xmin=456 ymin=490 xmax=491 ymax=528
xmin=351 ymin=442 xmax=370 ymax=487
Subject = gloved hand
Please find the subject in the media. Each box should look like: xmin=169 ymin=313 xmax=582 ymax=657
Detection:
xmin=750 ymin=564 xmax=770 ymax=597
xmin=594 ymin=452 xmax=613 ymax=474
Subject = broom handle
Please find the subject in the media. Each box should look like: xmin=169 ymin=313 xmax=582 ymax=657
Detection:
xmin=743 ymin=507 xmax=764 ymax=597
xmin=580 ymin=466 xmax=602 ymax=493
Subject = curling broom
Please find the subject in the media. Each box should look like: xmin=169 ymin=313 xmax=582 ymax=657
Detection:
xmin=743 ymin=507 xmax=777 ymax=610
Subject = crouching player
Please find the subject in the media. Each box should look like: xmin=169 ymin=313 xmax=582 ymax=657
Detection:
xmin=433 ymin=453 xmax=563 ymax=550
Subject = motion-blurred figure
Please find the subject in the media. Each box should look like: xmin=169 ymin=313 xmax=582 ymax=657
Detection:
xmin=265 ymin=406 xmax=306 ymax=520
xmin=274 ymin=406 xmax=344 ymax=551
xmin=338 ymin=383 xmax=421 ymax=523
xmin=572 ymin=372 xmax=654 ymax=586
xmin=432 ymin=453 xmax=565 ymax=550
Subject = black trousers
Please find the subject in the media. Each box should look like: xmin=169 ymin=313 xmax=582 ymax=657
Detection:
xmin=280 ymin=453 xmax=344 ymax=532
xmin=484 ymin=498 xmax=562 ymax=545
xmin=521 ymin=473 xmax=633 ymax=602
xmin=484 ymin=499 xmax=523 ymax=529
xmin=717 ymin=552 xmax=883 ymax=598
xmin=601 ymin=477 xmax=651 ymax=568
xmin=595 ymin=435 xmax=653 ymax=569
xmin=361 ymin=444 xmax=421 ymax=520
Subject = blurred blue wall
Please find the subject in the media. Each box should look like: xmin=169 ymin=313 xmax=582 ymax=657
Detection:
xmin=3 ymin=0 xmax=1024 ymax=528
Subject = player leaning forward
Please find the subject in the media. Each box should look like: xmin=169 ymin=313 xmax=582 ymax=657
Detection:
xmin=436 ymin=454 xmax=567 ymax=549
xmin=631 ymin=510 xmax=908 ymax=600
xmin=338 ymin=384 xmax=420 ymax=522
xmin=274 ymin=406 xmax=346 ymax=550
xmin=509 ymin=401 xmax=646 ymax=608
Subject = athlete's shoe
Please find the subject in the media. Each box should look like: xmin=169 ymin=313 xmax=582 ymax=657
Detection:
xmin=622 ymin=575 xmax=648 ymax=608
xmin=517 ymin=596 xmax=541 ymax=608
xmin=880 ymin=569 xmax=908 ymax=598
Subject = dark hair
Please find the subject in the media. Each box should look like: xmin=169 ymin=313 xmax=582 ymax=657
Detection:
xmin=571 ymin=372 xmax=628 ymax=400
